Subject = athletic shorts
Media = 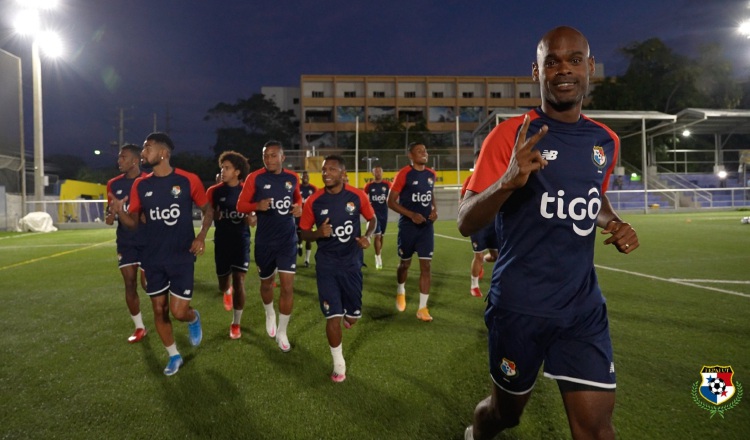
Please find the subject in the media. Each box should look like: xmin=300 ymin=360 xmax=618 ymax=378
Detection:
xmin=316 ymin=267 xmax=363 ymax=319
xmin=117 ymin=243 xmax=143 ymax=269
xmin=373 ymin=212 xmax=388 ymax=235
xmin=214 ymin=235 xmax=250 ymax=276
xmin=485 ymin=303 xmax=615 ymax=394
xmin=142 ymin=262 xmax=195 ymax=300
xmin=255 ymin=241 xmax=297 ymax=279
xmin=470 ymin=223 xmax=499 ymax=253
xmin=397 ymin=222 xmax=434 ymax=260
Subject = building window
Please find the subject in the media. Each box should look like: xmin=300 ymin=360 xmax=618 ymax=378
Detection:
xmin=404 ymin=91 xmax=416 ymax=98
xmin=490 ymin=92 xmax=502 ymax=98
xmin=432 ymin=91 xmax=444 ymax=98
xmin=312 ymin=91 xmax=324 ymax=98
xmin=344 ymin=91 xmax=357 ymax=98
xmin=519 ymin=92 xmax=531 ymax=98
xmin=293 ymin=98 xmax=299 ymax=104
xmin=372 ymin=91 xmax=385 ymax=98
xmin=462 ymin=92 xmax=474 ymax=98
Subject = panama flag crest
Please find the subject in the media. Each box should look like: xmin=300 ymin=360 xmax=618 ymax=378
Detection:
xmin=700 ymin=365 xmax=735 ymax=405
xmin=591 ymin=145 xmax=606 ymax=168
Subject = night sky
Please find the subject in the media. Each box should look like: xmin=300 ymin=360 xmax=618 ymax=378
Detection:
xmin=1 ymin=0 xmax=749 ymax=167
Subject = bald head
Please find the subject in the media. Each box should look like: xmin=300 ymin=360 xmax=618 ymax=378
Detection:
xmin=536 ymin=26 xmax=590 ymax=65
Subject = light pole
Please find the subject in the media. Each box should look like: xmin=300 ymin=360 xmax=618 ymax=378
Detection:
xmin=13 ymin=1 xmax=62 ymax=211
xmin=31 ymin=39 xmax=44 ymax=211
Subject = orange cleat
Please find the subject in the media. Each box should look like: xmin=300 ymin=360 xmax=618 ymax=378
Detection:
xmin=396 ymin=293 xmax=406 ymax=312
xmin=416 ymin=307 xmax=433 ymax=322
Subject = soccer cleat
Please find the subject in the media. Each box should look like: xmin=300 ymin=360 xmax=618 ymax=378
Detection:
xmin=188 ymin=310 xmax=203 ymax=346
xmin=230 ymin=324 xmax=241 ymax=340
xmin=223 ymin=287 xmax=233 ymax=311
xmin=163 ymin=354 xmax=183 ymax=376
xmin=128 ymin=327 xmax=147 ymax=343
xmin=416 ymin=307 xmax=433 ymax=322
xmin=396 ymin=293 xmax=406 ymax=312
xmin=376 ymin=263 xmax=383 ymax=270
xmin=330 ymin=371 xmax=346 ymax=383
xmin=276 ymin=333 xmax=291 ymax=352
xmin=470 ymin=287 xmax=482 ymax=298
xmin=478 ymin=267 xmax=484 ymax=280
xmin=265 ymin=314 xmax=277 ymax=338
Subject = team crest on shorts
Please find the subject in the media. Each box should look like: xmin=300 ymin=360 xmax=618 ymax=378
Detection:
xmin=500 ymin=358 xmax=517 ymax=377
xmin=346 ymin=202 xmax=356 ymax=214
xmin=323 ymin=301 xmax=330 ymax=312
xmin=171 ymin=186 xmax=182 ymax=198
xmin=691 ymin=365 xmax=743 ymax=418
xmin=591 ymin=146 xmax=606 ymax=169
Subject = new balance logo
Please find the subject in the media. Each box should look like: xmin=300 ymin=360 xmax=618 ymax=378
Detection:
xmin=145 ymin=191 xmax=153 ymax=197
xmin=412 ymin=181 xmax=419 ymax=185
xmin=321 ymin=209 xmax=329 ymax=215
xmin=263 ymin=184 xmax=271 ymax=189
xmin=116 ymin=190 xmax=123 ymax=195
xmin=541 ymin=150 xmax=558 ymax=160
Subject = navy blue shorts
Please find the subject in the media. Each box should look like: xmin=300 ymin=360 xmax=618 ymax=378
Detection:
xmin=397 ymin=222 xmax=434 ymax=260
xmin=316 ymin=267 xmax=363 ymax=319
xmin=214 ymin=235 xmax=250 ymax=276
xmin=143 ymin=262 xmax=195 ymax=300
xmin=373 ymin=212 xmax=388 ymax=235
xmin=485 ymin=303 xmax=615 ymax=394
xmin=255 ymin=241 xmax=297 ymax=279
xmin=471 ymin=223 xmax=499 ymax=253
xmin=117 ymin=244 xmax=142 ymax=269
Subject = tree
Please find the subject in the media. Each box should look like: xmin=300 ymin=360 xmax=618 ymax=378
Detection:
xmin=360 ymin=115 xmax=430 ymax=150
xmin=204 ymin=94 xmax=298 ymax=170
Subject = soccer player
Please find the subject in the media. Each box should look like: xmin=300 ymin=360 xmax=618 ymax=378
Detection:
xmin=105 ymin=144 xmax=148 ymax=343
xmin=458 ymin=26 xmax=639 ymax=440
xmin=460 ymin=163 xmax=498 ymax=298
xmin=363 ymin=165 xmax=392 ymax=270
xmin=299 ymin=155 xmax=376 ymax=382
xmin=297 ymin=170 xmax=318 ymax=267
xmin=387 ymin=142 xmax=438 ymax=322
xmin=108 ymin=132 xmax=213 ymax=376
xmin=206 ymin=151 xmax=254 ymax=339
xmin=237 ymin=140 xmax=302 ymax=352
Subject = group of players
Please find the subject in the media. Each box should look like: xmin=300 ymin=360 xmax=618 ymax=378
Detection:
xmin=106 ymin=136 xmax=440 ymax=382
xmin=107 ymin=26 xmax=642 ymax=439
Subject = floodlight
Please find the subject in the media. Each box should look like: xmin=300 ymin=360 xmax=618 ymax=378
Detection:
xmin=13 ymin=9 xmax=41 ymax=35
xmin=682 ymin=129 xmax=691 ymax=137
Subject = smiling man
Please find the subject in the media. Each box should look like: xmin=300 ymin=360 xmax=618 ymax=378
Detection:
xmin=458 ymin=27 xmax=639 ymax=439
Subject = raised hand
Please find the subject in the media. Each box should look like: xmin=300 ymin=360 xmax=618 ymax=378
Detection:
xmin=501 ymin=114 xmax=549 ymax=190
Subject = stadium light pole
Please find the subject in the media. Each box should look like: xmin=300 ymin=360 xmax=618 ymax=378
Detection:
xmin=13 ymin=1 xmax=63 ymax=211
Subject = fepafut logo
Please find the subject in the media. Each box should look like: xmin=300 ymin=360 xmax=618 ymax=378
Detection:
xmin=692 ymin=365 xmax=743 ymax=418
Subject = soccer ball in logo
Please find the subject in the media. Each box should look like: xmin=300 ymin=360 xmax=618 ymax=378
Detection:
xmin=708 ymin=377 xmax=727 ymax=396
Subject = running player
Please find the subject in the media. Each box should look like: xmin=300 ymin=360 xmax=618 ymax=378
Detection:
xmin=206 ymin=151 xmax=254 ymax=339
xmin=458 ymin=26 xmax=639 ymax=440
xmin=299 ymin=155 xmax=376 ymax=382
xmin=237 ymin=140 xmax=302 ymax=352
xmin=297 ymin=170 xmax=318 ymax=267
xmin=105 ymin=144 xmax=148 ymax=343
xmin=363 ymin=165 xmax=392 ymax=270
xmin=387 ymin=142 xmax=438 ymax=322
xmin=109 ymin=132 xmax=213 ymax=376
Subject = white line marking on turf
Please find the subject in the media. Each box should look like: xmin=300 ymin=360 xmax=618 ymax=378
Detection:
xmin=595 ymin=265 xmax=750 ymax=299
xmin=435 ymin=233 xmax=469 ymax=242
xmin=435 ymin=234 xmax=749 ymax=298
xmin=668 ymin=279 xmax=750 ymax=284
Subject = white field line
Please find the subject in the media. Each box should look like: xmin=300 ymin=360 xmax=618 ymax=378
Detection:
xmin=0 ymin=240 xmax=114 ymax=271
xmin=434 ymin=233 xmax=750 ymax=299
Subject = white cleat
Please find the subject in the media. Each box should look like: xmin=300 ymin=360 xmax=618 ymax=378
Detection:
xmin=276 ymin=333 xmax=291 ymax=352
xmin=265 ymin=314 xmax=277 ymax=338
